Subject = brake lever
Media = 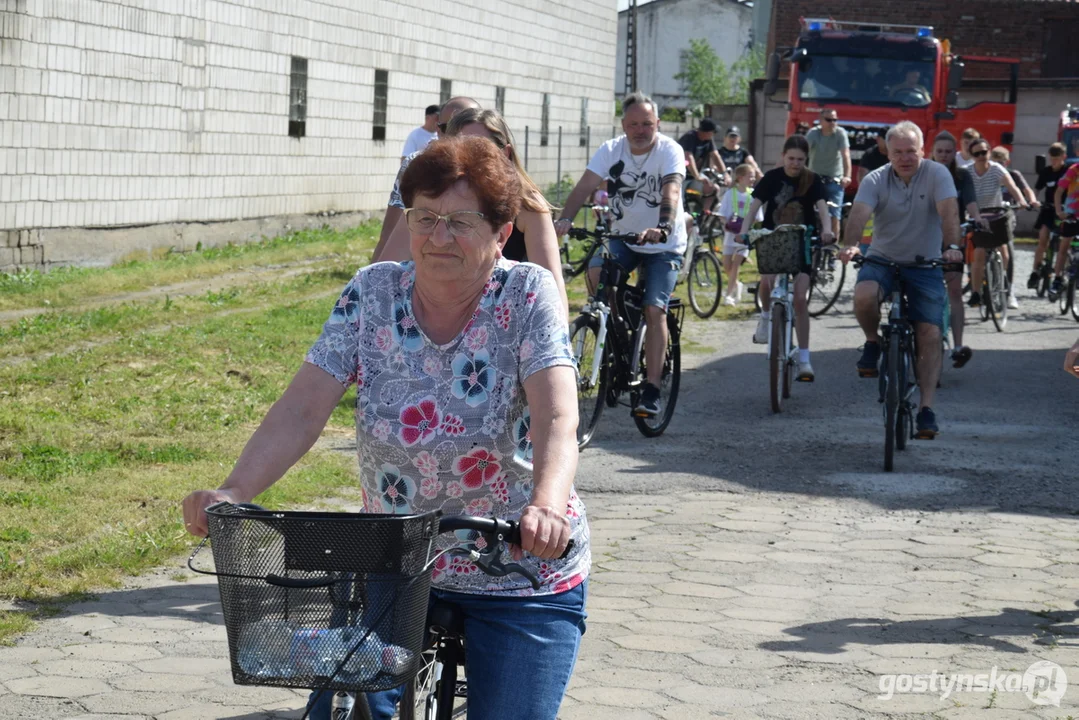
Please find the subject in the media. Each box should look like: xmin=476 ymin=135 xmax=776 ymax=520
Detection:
xmin=469 ymin=539 xmax=541 ymax=590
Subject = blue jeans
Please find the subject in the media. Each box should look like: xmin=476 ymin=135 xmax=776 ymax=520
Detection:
xmin=821 ymin=178 xmax=844 ymax=217
xmin=857 ymin=261 xmax=946 ymax=330
xmin=589 ymin=238 xmax=682 ymax=309
xmin=306 ymin=582 xmax=588 ymax=720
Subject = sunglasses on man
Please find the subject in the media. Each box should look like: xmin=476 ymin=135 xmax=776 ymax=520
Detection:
xmin=822 ymin=117 xmax=838 ymax=123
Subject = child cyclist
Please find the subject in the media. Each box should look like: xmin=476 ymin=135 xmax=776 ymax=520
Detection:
xmin=718 ymin=164 xmax=763 ymax=305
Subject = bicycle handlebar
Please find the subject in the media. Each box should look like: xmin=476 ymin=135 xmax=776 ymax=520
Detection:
xmin=194 ymin=503 xmax=572 ymax=591
xmin=568 ymin=227 xmax=652 ymax=246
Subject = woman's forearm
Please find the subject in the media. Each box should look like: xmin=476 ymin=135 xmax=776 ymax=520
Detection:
xmin=528 ymin=410 xmax=578 ymax=511
xmin=523 ymin=367 xmax=578 ymax=511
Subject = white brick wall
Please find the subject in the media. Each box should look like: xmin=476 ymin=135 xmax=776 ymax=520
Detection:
xmin=0 ymin=0 xmax=618 ymax=237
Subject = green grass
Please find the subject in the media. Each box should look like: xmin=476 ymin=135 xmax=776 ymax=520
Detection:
xmin=0 ymin=226 xmax=378 ymax=643
xmin=0 ymin=223 xmax=379 ymax=312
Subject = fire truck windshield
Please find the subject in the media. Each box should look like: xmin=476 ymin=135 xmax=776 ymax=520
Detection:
xmin=797 ymin=55 xmax=935 ymax=107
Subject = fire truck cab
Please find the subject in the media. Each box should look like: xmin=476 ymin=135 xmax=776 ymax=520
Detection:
xmin=765 ymin=18 xmax=1020 ymax=193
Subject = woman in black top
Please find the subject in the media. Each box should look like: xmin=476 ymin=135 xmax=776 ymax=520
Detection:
xmin=737 ymin=134 xmax=834 ymax=383
xmin=932 ymin=131 xmax=985 ymax=369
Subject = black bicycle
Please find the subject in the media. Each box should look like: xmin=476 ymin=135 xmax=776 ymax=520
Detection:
xmin=681 ymin=210 xmax=724 ymax=319
xmin=853 ymin=254 xmax=954 ymax=472
xmin=1053 ymin=232 xmax=1079 ymax=321
xmin=189 ymin=502 xmax=571 ymax=720
xmin=567 ymin=227 xmax=683 ymax=449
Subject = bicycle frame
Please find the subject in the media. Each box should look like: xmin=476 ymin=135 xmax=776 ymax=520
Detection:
xmin=768 ymin=273 xmax=795 ymax=366
xmin=575 ymin=238 xmax=647 ymax=398
xmin=878 ymin=289 xmax=918 ymax=411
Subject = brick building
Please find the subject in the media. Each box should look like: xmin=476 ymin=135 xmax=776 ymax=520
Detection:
xmin=0 ymin=0 xmax=617 ymax=270
xmin=766 ymin=0 xmax=1079 ymax=80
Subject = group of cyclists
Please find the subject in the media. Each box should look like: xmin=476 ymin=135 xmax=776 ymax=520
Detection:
xmin=554 ymin=99 xmax=1079 ymax=438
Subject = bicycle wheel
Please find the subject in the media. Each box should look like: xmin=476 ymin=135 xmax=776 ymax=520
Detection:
xmin=1060 ymin=281 xmax=1072 ymax=315
xmin=561 ymin=237 xmax=597 ymax=280
xmin=687 ymin=250 xmax=723 ymax=319
xmin=884 ymin=338 xmax=899 ymax=472
xmin=569 ymin=315 xmax=607 ymax=450
xmin=769 ymin=304 xmax=786 ymax=413
xmin=634 ymin=315 xmax=681 ymax=437
xmin=985 ymin=252 xmax=1007 ymax=331
xmin=807 ymin=248 xmax=846 ymax=317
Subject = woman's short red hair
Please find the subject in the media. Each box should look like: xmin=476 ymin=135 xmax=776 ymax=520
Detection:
xmin=400 ymin=136 xmax=523 ymax=229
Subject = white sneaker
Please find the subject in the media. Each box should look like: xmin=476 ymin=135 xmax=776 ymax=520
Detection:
xmin=753 ymin=315 xmax=769 ymax=344
xmin=723 ymin=295 xmax=737 ymax=307
xmin=796 ymin=360 xmax=815 ymax=382
xmin=736 ymin=281 xmax=745 ymax=302
xmin=1007 ymin=292 xmax=1019 ymax=310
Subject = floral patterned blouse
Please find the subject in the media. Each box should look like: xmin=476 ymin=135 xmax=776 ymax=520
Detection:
xmin=305 ymin=259 xmax=590 ymax=596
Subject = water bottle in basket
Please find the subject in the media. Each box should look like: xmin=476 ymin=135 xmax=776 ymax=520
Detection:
xmin=237 ymin=620 xmax=413 ymax=683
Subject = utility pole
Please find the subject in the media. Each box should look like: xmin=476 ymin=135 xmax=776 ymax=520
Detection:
xmin=624 ymin=0 xmax=637 ymax=94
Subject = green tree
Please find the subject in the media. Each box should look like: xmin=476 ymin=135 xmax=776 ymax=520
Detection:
xmin=730 ymin=45 xmax=766 ymax=104
xmin=674 ymin=38 xmax=731 ymax=108
xmin=675 ymin=40 xmax=766 ymax=106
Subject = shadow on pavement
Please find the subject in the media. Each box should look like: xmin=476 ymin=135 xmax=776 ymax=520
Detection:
xmin=760 ymin=603 xmax=1079 ymax=657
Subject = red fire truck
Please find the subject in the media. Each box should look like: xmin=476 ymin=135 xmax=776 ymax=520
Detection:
xmin=764 ymin=18 xmax=1020 ymax=190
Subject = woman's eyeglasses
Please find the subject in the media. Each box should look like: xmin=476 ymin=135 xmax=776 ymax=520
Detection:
xmin=972 ymin=150 xmax=988 ymax=158
xmin=405 ymin=208 xmax=486 ymax=237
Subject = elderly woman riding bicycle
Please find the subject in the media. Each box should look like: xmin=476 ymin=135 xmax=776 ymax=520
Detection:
xmin=182 ymin=135 xmax=590 ymax=720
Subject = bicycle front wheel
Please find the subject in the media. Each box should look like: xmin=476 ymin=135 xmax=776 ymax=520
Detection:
xmin=1069 ymin=278 xmax=1079 ymax=322
xmin=634 ymin=314 xmax=681 ymax=437
xmin=986 ymin=251 xmax=1007 ymax=331
xmin=807 ymin=249 xmax=846 ymax=317
xmin=569 ymin=315 xmax=607 ymax=449
xmin=769 ymin=305 xmax=786 ymax=413
xmin=884 ymin=338 xmax=900 ymax=472
xmin=687 ymin=250 xmax=723 ymax=319
xmin=1060 ymin=280 xmax=1072 ymax=315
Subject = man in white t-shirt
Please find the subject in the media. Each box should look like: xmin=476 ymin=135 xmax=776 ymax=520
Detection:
xmin=401 ymin=105 xmax=439 ymax=161
xmin=555 ymin=92 xmax=686 ymax=419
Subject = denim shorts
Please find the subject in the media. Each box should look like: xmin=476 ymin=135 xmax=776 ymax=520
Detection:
xmin=821 ymin=178 xmax=844 ymax=218
xmin=589 ymin=238 xmax=683 ymax=310
xmin=857 ymin=261 xmax=946 ymax=330
xmin=307 ymin=582 xmax=588 ymax=720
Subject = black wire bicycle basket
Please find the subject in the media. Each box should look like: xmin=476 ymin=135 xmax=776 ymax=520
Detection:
xmin=189 ymin=503 xmax=440 ymax=693
xmin=754 ymin=225 xmax=812 ymax=275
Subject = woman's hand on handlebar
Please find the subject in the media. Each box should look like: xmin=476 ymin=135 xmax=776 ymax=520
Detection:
xmin=182 ymin=488 xmax=241 ymax=538
xmin=820 ymin=230 xmax=836 ymax=245
xmin=515 ymin=503 xmax=571 ymax=560
xmin=838 ymin=245 xmax=861 ymax=264
xmin=553 ymin=219 xmax=572 ymax=237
